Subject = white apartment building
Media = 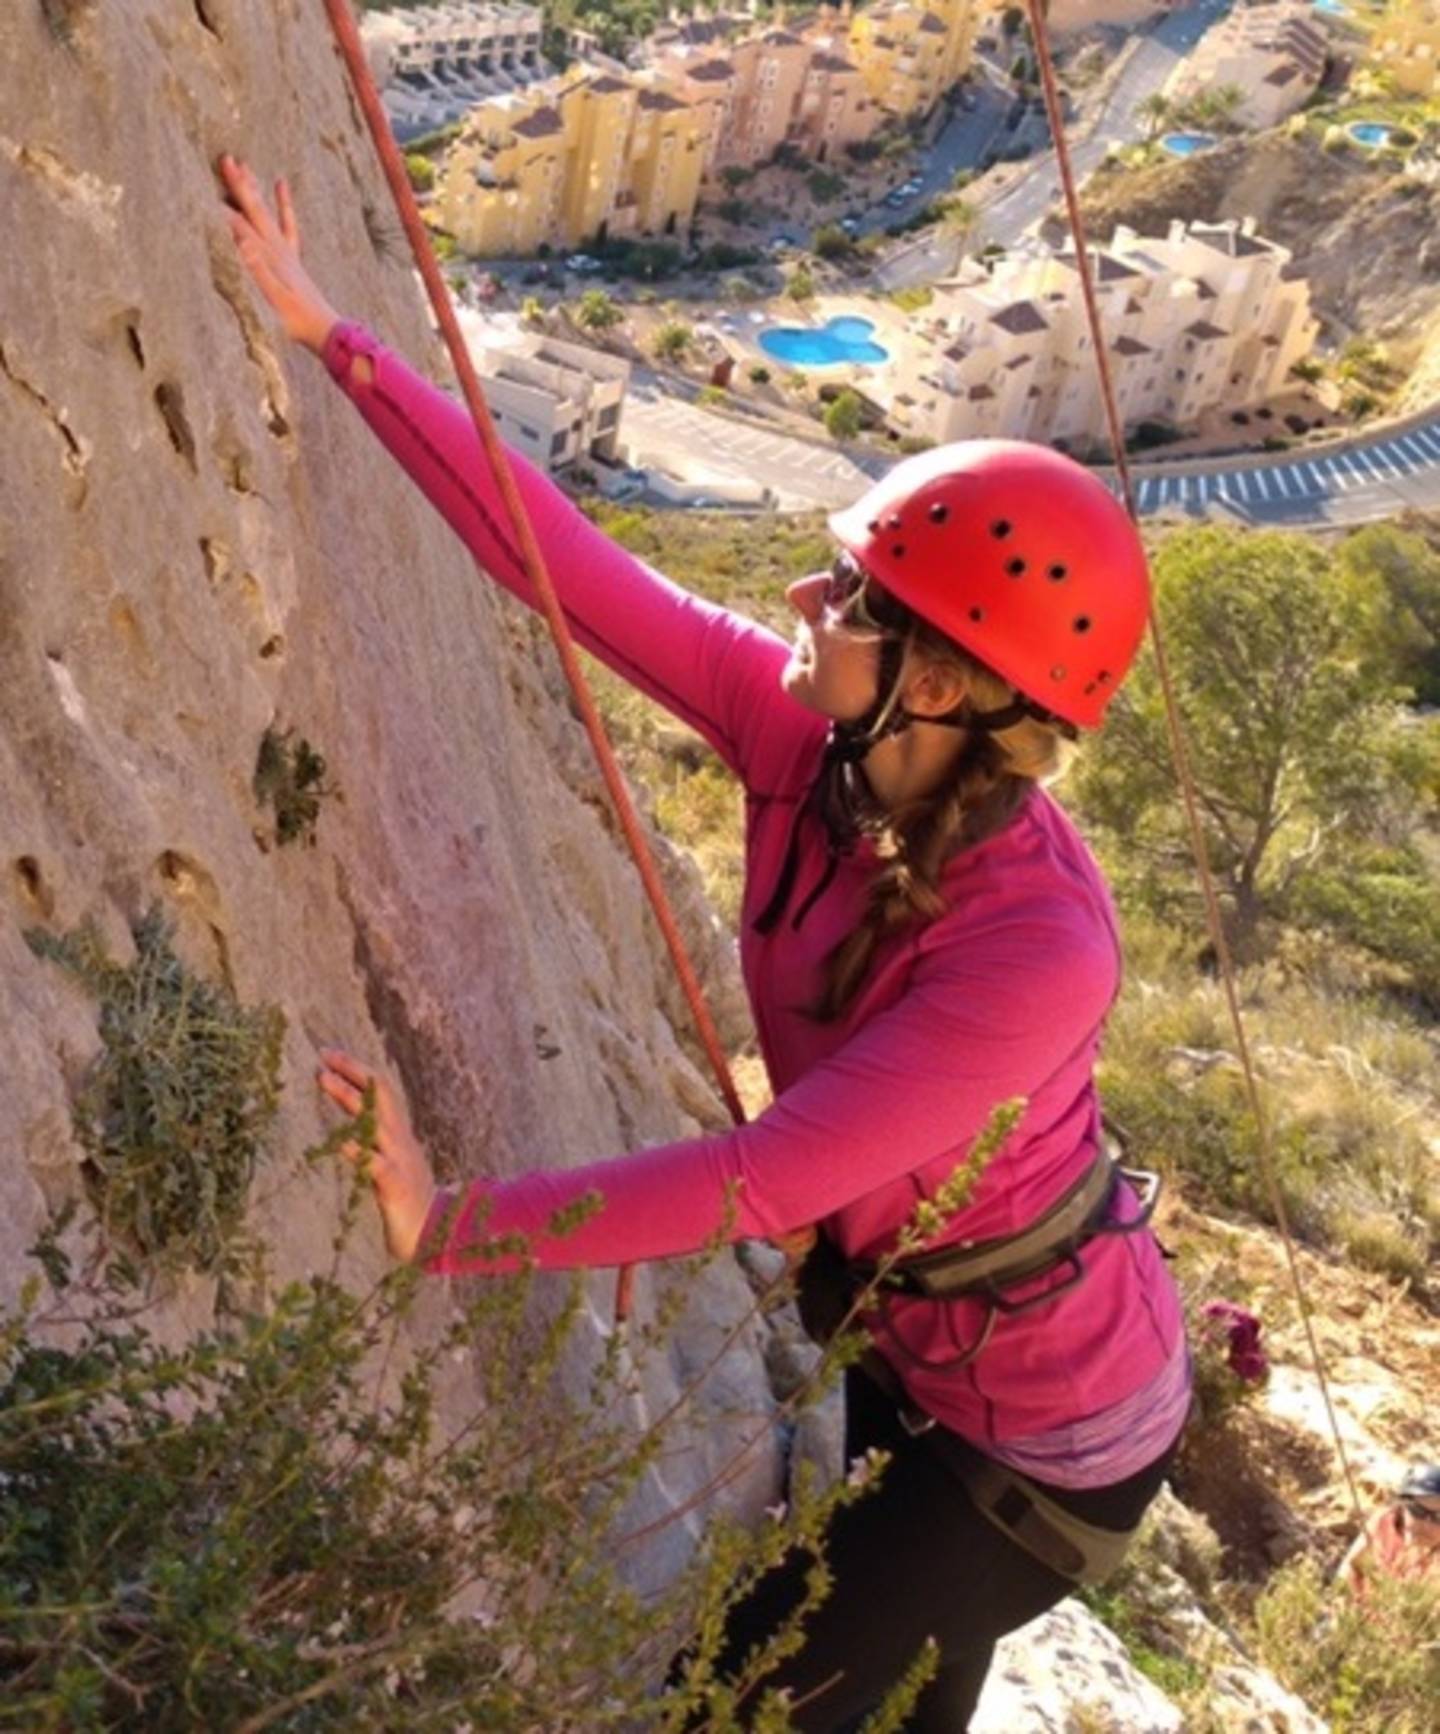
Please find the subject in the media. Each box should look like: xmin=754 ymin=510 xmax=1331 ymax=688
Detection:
xmin=1163 ymin=0 xmax=1330 ymax=129
xmin=362 ymin=4 xmax=549 ymax=141
xmin=883 ymin=218 xmax=1318 ymax=449
xmin=459 ymin=320 xmax=630 ymax=472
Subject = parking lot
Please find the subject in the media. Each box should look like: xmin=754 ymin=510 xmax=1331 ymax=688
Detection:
xmin=1127 ymin=420 xmax=1440 ymax=525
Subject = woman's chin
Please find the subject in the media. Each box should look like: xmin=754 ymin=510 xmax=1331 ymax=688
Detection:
xmin=780 ymin=655 xmax=816 ymax=706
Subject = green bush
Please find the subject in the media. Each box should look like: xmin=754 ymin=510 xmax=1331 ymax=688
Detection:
xmin=747 ymin=364 xmax=772 ymax=385
xmin=254 ymin=725 xmax=335 ymax=846
xmin=24 ymin=910 xmax=284 ymax=1275
xmin=0 ymin=1106 xmax=1018 ymax=1726
xmin=404 ymin=152 xmax=436 ymax=193
xmin=823 ymin=389 xmax=864 ymax=441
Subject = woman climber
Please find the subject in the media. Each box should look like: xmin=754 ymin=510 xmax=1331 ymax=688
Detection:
xmin=222 ymin=154 xmax=1190 ymax=1730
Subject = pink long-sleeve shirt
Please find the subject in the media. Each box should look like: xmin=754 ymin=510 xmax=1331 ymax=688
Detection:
xmin=321 ymin=322 xmax=1188 ymax=1477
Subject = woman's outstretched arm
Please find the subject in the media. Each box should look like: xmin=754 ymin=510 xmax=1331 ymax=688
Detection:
xmin=220 ymin=157 xmax=814 ymax=786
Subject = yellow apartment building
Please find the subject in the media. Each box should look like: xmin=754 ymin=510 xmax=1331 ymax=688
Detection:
xmin=626 ymin=81 xmax=717 ymax=235
xmin=557 ymin=72 xmax=639 ymax=243
xmin=438 ymin=61 xmax=714 ymax=254
xmin=848 ymin=0 xmax=978 ymax=123
xmin=1373 ymin=0 xmax=1440 ymax=96
xmin=883 ymin=219 xmax=1317 ymax=448
xmin=437 ymin=90 xmax=566 ymax=255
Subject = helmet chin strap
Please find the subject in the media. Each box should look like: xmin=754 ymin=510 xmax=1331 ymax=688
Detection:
xmin=826 ymin=638 xmax=1042 ymax=766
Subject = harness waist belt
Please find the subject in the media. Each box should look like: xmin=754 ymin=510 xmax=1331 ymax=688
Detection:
xmin=854 ymin=1141 xmax=1160 ymax=1303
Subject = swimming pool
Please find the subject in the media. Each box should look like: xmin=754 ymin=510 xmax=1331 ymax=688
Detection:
xmin=1161 ymin=132 xmax=1217 ymax=158
xmin=1312 ymin=0 xmax=1349 ymax=14
xmin=1348 ymin=121 xmax=1394 ymax=148
xmin=758 ymin=315 xmax=890 ymax=367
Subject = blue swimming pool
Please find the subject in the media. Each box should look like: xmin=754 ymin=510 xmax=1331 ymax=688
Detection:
xmin=1313 ymin=0 xmax=1349 ymax=14
xmin=1161 ymin=132 xmax=1217 ymax=158
xmin=758 ymin=315 xmax=890 ymax=367
xmin=1348 ymin=121 xmax=1394 ymax=148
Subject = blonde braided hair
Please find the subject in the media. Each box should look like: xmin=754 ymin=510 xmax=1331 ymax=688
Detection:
xmin=813 ymin=621 xmax=1071 ymax=1022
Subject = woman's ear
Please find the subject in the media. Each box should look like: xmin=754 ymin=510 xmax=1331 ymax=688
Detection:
xmin=902 ymin=657 xmax=969 ymax=720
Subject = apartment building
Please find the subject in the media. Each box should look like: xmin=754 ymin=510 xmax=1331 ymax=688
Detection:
xmin=1373 ymin=0 xmax=1440 ymax=96
xmin=883 ymin=219 xmax=1317 ymax=448
xmin=1162 ymin=0 xmax=1329 ymax=129
xmin=464 ymin=326 xmax=630 ymax=472
xmin=651 ymin=21 xmax=875 ymax=167
xmin=361 ymin=3 xmax=548 ymax=142
xmin=437 ymin=61 xmax=717 ymax=253
xmin=848 ymin=0 xmax=978 ymax=124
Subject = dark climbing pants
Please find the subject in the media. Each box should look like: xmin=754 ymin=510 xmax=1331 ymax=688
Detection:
xmin=705 ymin=1368 xmax=1177 ymax=1732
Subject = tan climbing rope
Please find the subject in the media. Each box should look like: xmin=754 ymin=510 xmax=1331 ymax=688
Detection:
xmin=1024 ymin=0 xmax=1367 ymax=1525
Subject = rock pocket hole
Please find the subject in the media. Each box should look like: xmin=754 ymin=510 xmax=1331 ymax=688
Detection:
xmin=193 ymin=0 xmax=220 ymax=38
xmin=14 ymin=856 xmax=55 ymax=920
xmin=125 ymin=320 xmax=146 ymax=371
xmin=154 ymin=382 xmax=198 ymax=472
xmin=259 ymin=635 xmax=284 ymax=661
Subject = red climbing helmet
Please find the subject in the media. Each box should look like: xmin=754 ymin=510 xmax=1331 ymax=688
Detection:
xmin=828 ymin=441 xmax=1152 ymax=730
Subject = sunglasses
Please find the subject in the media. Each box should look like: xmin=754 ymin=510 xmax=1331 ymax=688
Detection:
xmin=820 ymin=552 xmax=912 ymax=637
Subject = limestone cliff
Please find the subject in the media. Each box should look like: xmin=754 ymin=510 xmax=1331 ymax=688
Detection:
xmin=1 ymin=0 xmax=774 ymax=1563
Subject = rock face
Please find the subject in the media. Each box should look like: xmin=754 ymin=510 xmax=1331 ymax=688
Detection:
xmin=1 ymin=0 xmax=775 ymax=1553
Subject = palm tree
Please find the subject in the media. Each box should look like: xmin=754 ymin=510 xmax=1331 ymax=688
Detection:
xmin=653 ymin=321 xmax=693 ymax=363
xmin=1138 ymin=93 xmax=1172 ymax=143
xmin=575 ymin=288 xmax=623 ymax=332
xmin=1210 ymin=84 xmax=1246 ymax=132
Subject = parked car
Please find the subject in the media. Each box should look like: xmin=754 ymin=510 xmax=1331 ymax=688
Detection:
xmin=565 ymin=253 xmax=604 ymax=274
xmin=839 ymin=214 xmax=862 ymax=233
xmin=883 ymin=190 xmax=907 ymax=209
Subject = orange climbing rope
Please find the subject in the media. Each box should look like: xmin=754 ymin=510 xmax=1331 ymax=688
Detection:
xmin=1023 ymin=0 xmax=1366 ymax=1525
xmin=320 ymin=0 xmax=747 ymax=1325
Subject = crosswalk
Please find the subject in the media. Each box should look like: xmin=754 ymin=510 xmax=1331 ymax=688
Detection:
xmin=1130 ymin=421 xmax=1440 ymax=519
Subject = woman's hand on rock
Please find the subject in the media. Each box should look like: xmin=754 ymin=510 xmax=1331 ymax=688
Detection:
xmin=220 ymin=155 xmax=340 ymax=353
xmin=317 ymin=1048 xmax=439 ymax=1262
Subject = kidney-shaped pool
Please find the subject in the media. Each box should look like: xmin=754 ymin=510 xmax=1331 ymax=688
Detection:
xmin=758 ymin=315 xmax=890 ymax=367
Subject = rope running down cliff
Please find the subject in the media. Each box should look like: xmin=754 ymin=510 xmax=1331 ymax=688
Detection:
xmin=1023 ymin=0 xmax=1365 ymax=1526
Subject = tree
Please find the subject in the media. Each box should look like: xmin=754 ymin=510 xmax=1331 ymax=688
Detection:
xmin=575 ymin=288 xmax=623 ymax=332
xmin=786 ymin=266 xmax=816 ymax=302
xmin=404 ymin=152 xmax=436 ymax=193
xmin=938 ymin=196 xmax=976 ymax=240
xmin=520 ymin=295 xmax=546 ymax=328
xmin=1138 ymin=93 xmax=1172 ymax=142
xmin=1333 ymin=521 xmax=1440 ymax=706
xmin=1068 ymin=525 xmax=1422 ymax=953
xmin=653 ymin=320 xmax=693 ymax=363
xmin=813 ymin=224 xmax=855 ymax=262
xmin=823 ymin=389 xmax=864 ymax=441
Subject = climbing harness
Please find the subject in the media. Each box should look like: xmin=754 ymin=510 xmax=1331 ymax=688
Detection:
xmin=794 ymin=1137 xmax=1163 ymax=1583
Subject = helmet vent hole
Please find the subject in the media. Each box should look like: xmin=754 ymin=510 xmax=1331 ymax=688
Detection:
xmin=1098 ymin=670 xmax=1111 ymax=684
xmin=1005 ymin=558 xmax=1027 ymax=578
xmin=1073 ymin=616 xmax=1092 ymax=634
xmin=891 ymin=543 xmax=906 ymax=558
xmin=969 ymin=606 xmax=984 ymax=623
xmin=1084 ymin=681 xmax=1098 ymax=696
xmin=867 ymin=519 xmax=881 ymax=534
xmin=1048 ymin=564 xmax=1068 ymax=582
xmin=929 ymin=503 xmax=949 ymax=524
xmin=887 ymin=513 xmax=904 ymax=531
xmin=990 ymin=519 xmax=1013 ymax=539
